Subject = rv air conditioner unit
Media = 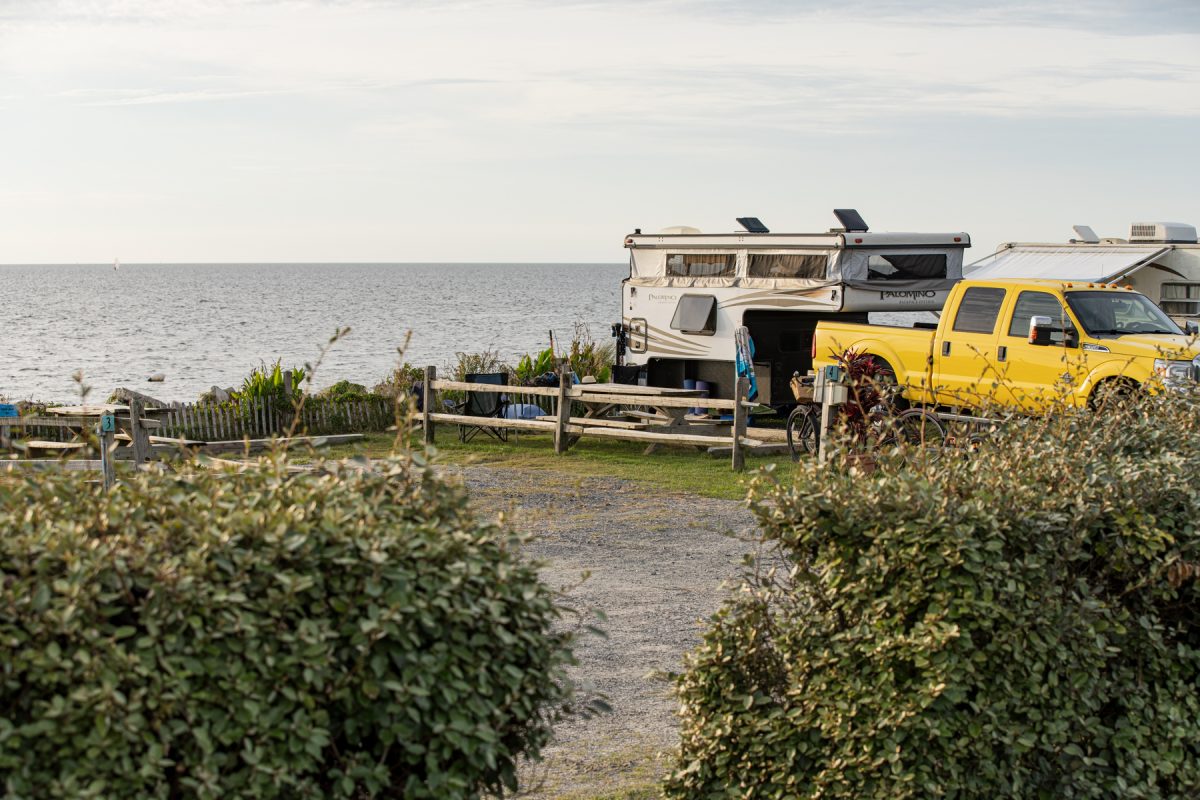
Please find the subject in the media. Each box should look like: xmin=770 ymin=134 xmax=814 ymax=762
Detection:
xmin=1129 ymin=222 xmax=1198 ymax=244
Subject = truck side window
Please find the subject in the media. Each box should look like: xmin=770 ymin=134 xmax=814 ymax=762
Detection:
xmin=952 ymin=287 xmax=1006 ymax=334
xmin=1008 ymin=291 xmax=1069 ymax=341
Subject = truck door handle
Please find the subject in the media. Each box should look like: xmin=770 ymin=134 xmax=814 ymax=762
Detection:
xmin=997 ymin=346 xmax=1007 ymax=362
xmin=941 ymin=341 xmax=951 ymax=357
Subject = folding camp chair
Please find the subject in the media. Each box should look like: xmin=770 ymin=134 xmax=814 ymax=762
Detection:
xmin=454 ymin=373 xmax=509 ymax=443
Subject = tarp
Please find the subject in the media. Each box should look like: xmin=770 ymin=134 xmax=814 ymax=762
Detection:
xmin=966 ymin=246 xmax=1169 ymax=282
xmin=734 ymin=326 xmax=758 ymax=402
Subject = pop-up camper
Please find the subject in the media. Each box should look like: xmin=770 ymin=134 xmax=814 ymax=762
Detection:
xmin=614 ymin=210 xmax=971 ymax=404
xmin=967 ymin=222 xmax=1200 ymax=321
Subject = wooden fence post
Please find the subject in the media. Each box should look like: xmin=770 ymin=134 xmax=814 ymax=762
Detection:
xmin=129 ymin=397 xmax=148 ymax=464
xmin=554 ymin=361 xmax=571 ymax=454
xmin=422 ymin=366 xmax=436 ymax=445
xmin=99 ymin=424 xmax=115 ymax=490
xmin=732 ymin=376 xmax=748 ymax=472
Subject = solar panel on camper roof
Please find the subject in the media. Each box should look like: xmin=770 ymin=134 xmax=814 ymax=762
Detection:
xmin=833 ymin=209 xmax=869 ymax=232
xmin=736 ymin=217 xmax=770 ymax=233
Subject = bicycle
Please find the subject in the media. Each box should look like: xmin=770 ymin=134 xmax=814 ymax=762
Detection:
xmin=786 ymin=351 xmax=946 ymax=462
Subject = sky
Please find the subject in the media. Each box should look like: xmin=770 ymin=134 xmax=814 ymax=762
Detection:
xmin=1 ymin=0 xmax=1198 ymax=263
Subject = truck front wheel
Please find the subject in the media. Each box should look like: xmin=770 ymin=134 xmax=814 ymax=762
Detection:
xmin=1089 ymin=378 xmax=1140 ymax=411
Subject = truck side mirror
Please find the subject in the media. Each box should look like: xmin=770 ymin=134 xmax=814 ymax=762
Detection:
xmin=1186 ymin=321 xmax=1199 ymax=336
xmin=1028 ymin=315 xmax=1054 ymax=346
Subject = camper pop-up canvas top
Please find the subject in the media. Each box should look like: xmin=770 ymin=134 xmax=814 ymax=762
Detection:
xmin=614 ymin=210 xmax=971 ymax=405
xmin=968 ymin=222 xmax=1200 ymax=321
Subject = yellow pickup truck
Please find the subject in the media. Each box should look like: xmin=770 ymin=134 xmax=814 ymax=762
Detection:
xmin=813 ymin=278 xmax=1200 ymax=411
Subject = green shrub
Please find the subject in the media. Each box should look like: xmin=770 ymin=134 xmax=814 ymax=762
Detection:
xmin=318 ymin=380 xmax=372 ymax=403
xmin=232 ymin=359 xmax=306 ymax=405
xmin=564 ymin=323 xmax=613 ymax=384
xmin=373 ymin=363 xmax=424 ymax=399
xmin=0 ymin=455 xmax=576 ymax=799
xmin=451 ymin=350 xmax=507 ymax=383
xmin=667 ymin=396 xmax=1200 ymax=799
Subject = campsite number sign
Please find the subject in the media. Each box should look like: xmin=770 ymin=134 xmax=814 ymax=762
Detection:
xmin=100 ymin=414 xmax=116 ymax=433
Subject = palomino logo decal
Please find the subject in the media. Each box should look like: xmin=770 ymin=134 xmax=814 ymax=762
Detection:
xmin=878 ymin=290 xmax=939 ymax=300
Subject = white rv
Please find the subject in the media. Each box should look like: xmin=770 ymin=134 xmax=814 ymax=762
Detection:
xmin=614 ymin=210 xmax=971 ymax=405
xmin=967 ymin=222 xmax=1200 ymax=322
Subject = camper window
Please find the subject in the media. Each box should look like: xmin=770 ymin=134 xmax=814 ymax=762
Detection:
xmin=748 ymin=253 xmax=828 ymax=279
xmin=666 ymin=253 xmax=735 ymax=278
xmin=670 ymin=295 xmax=718 ymax=335
xmin=1161 ymin=283 xmax=1200 ymax=316
xmin=867 ymin=254 xmax=948 ymax=280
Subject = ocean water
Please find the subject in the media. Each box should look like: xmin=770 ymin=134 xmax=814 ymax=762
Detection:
xmin=2 ymin=263 xmax=627 ymax=403
xmin=2 ymin=262 xmax=932 ymax=403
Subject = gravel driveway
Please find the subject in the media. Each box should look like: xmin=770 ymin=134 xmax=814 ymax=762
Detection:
xmin=452 ymin=466 xmax=759 ymax=799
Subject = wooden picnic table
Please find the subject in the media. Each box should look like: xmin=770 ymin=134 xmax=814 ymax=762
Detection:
xmin=7 ymin=402 xmax=170 ymax=465
xmin=567 ymin=383 xmax=715 ymax=452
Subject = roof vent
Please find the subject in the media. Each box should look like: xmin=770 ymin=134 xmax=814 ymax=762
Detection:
xmin=1071 ymin=225 xmax=1100 ymax=243
xmin=1129 ymin=222 xmax=1197 ymax=244
xmin=658 ymin=225 xmax=702 ymax=235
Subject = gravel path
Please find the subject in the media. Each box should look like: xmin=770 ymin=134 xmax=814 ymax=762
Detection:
xmin=451 ymin=466 xmax=759 ymax=799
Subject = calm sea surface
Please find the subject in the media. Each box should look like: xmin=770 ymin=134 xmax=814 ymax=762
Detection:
xmin=2 ymin=263 xmax=627 ymax=402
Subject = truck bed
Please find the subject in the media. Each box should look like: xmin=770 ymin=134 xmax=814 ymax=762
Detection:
xmin=813 ymin=320 xmax=936 ymax=386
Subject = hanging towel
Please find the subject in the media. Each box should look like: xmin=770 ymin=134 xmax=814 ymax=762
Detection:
xmin=733 ymin=326 xmax=759 ymax=402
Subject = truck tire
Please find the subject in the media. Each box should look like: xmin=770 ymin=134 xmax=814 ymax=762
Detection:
xmin=871 ymin=357 xmax=909 ymax=412
xmin=1089 ymin=378 xmax=1140 ymax=411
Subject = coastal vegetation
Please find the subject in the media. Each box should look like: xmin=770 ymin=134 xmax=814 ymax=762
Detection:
xmin=665 ymin=392 xmax=1200 ymax=798
xmin=0 ymin=454 xmax=582 ymax=798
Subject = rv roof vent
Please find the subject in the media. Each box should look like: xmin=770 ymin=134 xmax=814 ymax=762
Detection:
xmin=658 ymin=225 xmax=702 ymax=235
xmin=833 ymin=208 xmax=869 ymax=232
xmin=1071 ymin=225 xmax=1100 ymax=243
xmin=1129 ymin=222 xmax=1197 ymax=244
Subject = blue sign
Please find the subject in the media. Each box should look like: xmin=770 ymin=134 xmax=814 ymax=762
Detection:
xmin=100 ymin=414 xmax=116 ymax=432
xmin=0 ymin=404 xmax=17 ymax=418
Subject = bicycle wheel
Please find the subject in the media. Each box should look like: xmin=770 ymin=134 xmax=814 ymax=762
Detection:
xmin=786 ymin=405 xmax=820 ymax=461
xmin=881 ymin=407 xmax=946 ymax=459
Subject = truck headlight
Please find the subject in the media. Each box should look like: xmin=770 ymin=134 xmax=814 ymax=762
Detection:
xmin=1154 ymin=358 xmax=1194 ymax=388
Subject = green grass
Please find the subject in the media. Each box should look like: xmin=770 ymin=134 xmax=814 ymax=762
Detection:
xmin=315 ymin=430 xmax=795 ymax=500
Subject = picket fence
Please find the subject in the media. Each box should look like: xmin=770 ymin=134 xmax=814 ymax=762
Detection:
xmin=156 ymin=396 xmax=396 ymax=441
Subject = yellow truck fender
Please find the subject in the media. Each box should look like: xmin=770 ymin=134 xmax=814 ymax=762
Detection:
xmin=814 ymin=337 xmax=919 ymax=383
xmin=1075 ymin=358 xmax=1154 ymax=400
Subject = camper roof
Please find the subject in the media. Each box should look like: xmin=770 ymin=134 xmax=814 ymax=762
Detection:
xmin=968 ymin=222 xmax=1199 ymax=283
xmin=625 ymin=231 xmax=969 ymax=250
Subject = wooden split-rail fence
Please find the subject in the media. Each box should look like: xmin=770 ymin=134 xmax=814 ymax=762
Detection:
xmin=420 ymin=364 xmax=759 ymax=471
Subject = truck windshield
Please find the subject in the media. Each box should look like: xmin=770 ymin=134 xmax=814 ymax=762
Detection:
xmin=1064 ymin=291 xmax=1182 ymax=338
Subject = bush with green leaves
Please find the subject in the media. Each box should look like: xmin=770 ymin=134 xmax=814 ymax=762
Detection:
xmin=318 ymin=380 xmax=373 ymax=403
xmin=0 ymin=454 xmax=577 ymax=799
xmin=667 ymin=395 xmax=1200 ymax=798
xmin=373 ymin=362 xmax=424 ymax=399
xmin=232 ymin=359 xmax=307 ymax=405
